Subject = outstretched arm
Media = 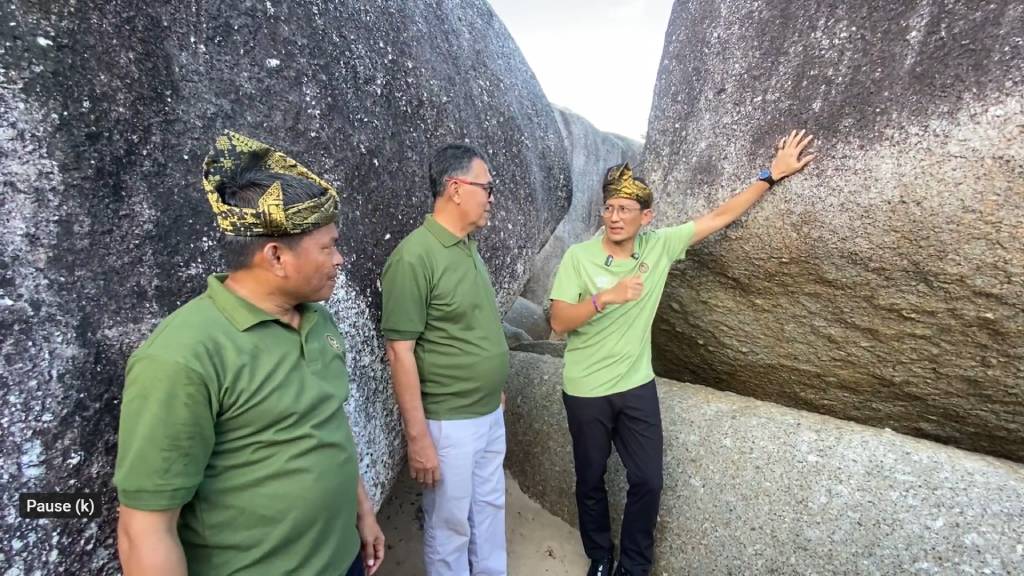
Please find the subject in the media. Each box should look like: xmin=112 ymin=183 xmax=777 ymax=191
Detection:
xmin=690 ymin=129 xmax=815 ymax=246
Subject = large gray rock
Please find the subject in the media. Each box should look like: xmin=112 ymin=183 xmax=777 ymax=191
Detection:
xmin=502 ymin=321 xmax=533 ymax=350
xmin=511 ymin=339 xmax=566 ymax=358
xmin=520 ymin=106 xmax=641 ymax=305
xmin=0 ymin=1 xmax=570 ymax=572
xmin=505 ymin=352 xmax=1024 ymax=575
xmin=641 ymin=0 xmax=1024 ymax=461
xmin=503 ymin=296 xmax=550 ymax=340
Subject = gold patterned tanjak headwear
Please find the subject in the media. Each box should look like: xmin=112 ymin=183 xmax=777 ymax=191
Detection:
xmin=603 ymin=162 xmax=652 ymax=209
xmin=202 ymin=131 xmax=339 ymax=237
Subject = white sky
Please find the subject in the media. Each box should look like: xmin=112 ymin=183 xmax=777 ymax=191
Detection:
xmin=487 ymin=0 xmax=675 ymax=141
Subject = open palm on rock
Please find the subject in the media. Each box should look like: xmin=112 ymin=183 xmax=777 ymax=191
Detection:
xmin=770 ymin=129 xmax=815 ymax=180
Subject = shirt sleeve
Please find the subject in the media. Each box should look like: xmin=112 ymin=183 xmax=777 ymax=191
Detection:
xmin=114 ymin=353 xmax=217 ymax=511
xmin=381 ymin=251 xmax=429 ymax=341
xmin=549 ymin=248 xmax=583 ymax=304
xmin=661 ymin=220 xmax=697 ymax=261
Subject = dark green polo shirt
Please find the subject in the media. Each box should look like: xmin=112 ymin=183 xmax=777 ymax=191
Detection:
xmin=381 ymin=215 xmax=509 ymax=420
xmin=114 ymin=274 xmax=360 ymax=576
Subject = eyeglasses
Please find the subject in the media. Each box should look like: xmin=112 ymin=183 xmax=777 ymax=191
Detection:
xmin=447 ymin=177 xmax=494 ymax=199
xmin=601 ymin=205 xmax=643 ymax=218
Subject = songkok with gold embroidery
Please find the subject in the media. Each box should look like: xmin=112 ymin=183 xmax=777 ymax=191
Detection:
xmin=202 ymin=131 xmax=339 ymax=237
xmin=603 ymin=162 xmax=652 ymax=209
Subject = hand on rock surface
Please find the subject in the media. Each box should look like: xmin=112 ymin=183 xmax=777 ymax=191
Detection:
xmin=770 ymin=129 xmax=816 ymax=180
xmin=408 ymin=435 xmax=441 ymax=487
xmin=601 ymin=275 xmax=644 ymax=306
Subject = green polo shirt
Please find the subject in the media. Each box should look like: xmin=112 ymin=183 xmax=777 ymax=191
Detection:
xmin=550 ymin=222 xmax=696 ymax=397
xmin=114 ymin=274 xmax=360 ymax=576
xmin=381 ymin=215 xmax=509 ymax=420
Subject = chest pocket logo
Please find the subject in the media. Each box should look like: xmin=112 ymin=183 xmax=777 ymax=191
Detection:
xmin=325 ymin=334 xmax=343 ymax=354
xmin=638 ymin=262 xmax=650 ymax=274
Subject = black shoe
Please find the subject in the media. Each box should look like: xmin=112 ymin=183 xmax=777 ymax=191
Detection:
xmin=587 ymin=556 xmax=615 ymax=576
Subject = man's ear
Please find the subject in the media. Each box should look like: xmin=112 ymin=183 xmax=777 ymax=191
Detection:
xmin=260 ymin=241 xmax=288 ymax=277
xmin=642 ymin=209 xmax=655 ymax=226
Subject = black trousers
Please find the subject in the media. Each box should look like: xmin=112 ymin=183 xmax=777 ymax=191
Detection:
xmin=563 ymin=380 xmax=663 ymax=576
xmin=345 ymin=555 xmax=364 ymax=576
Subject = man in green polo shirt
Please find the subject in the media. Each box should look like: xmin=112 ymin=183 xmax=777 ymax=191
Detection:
xmin=550 ymin=130 xmax=815 ymax=576
xmin=381 ymin=143 xmax=509 ymax=575
xmin=114 ymin=132 xmax=385 ymax=576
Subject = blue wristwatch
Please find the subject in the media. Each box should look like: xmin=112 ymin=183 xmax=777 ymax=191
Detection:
xmin=757 ymin=168 xmax=777 ymax=186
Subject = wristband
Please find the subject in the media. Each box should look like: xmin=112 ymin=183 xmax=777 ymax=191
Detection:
xmin=591 ymin=294 xmax=604 ymax=313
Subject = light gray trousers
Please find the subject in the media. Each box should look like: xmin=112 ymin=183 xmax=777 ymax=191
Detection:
xmin=423 ymin=407 xmax=507 ymax=576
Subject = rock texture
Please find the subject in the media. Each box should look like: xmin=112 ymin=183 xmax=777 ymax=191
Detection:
xmin=0 ymin=1 xmax=569 ymax=572
xmin=641 ymin=0 xmax=1024 ymax=461
xmin=520 ymin=106 xmax=640 ymax=305
xmin=503 ymin=296 xmax=550 ymax=340
xmin=511 ymin=339 xmax=566 ymax=359
xmin=502 ymin=322 xmax=533 ymax=350
xmin=506 ymin=352 xmax=1024 ymax=575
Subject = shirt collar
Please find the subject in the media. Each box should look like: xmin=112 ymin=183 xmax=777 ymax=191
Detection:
xmin=205 ymin=273 xmax=278 ymax=331
xmin=423 ymin=215 xmax=467 ymax=248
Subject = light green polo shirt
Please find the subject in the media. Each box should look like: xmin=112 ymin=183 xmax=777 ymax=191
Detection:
xmin=550 ymin=222 xmax=696 ymax=397
xmin=114 ymin=274 xmax=360 ymax=576
xmin=381 ymin=215 xmax=509 ymax=420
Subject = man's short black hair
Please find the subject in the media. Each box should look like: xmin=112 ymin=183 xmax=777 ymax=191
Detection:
xmin=428 ymin=143 xmax=489 ymax=200
xmin=216 ymin=151 xmax=326 ymax=270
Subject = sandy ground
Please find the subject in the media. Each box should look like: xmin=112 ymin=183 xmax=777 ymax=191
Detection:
xmin=375 ymin=470 xmax=589 ymax=575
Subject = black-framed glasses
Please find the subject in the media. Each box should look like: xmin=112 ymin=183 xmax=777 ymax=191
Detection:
xmin=447 ymin=177 xmax=494 ymax=199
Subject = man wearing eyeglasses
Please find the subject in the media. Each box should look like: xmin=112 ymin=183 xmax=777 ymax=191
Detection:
xmin=381 ymin=143 xmax=509 ymax=575
xmin=549 ymin=131 xmax=815 ymax=576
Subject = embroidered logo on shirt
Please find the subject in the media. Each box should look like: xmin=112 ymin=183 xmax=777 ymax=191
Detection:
xmin=596 ymin=275 xmax=613 ymax=289
xmin=325 ymin=334 xmax=343 ymax=353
